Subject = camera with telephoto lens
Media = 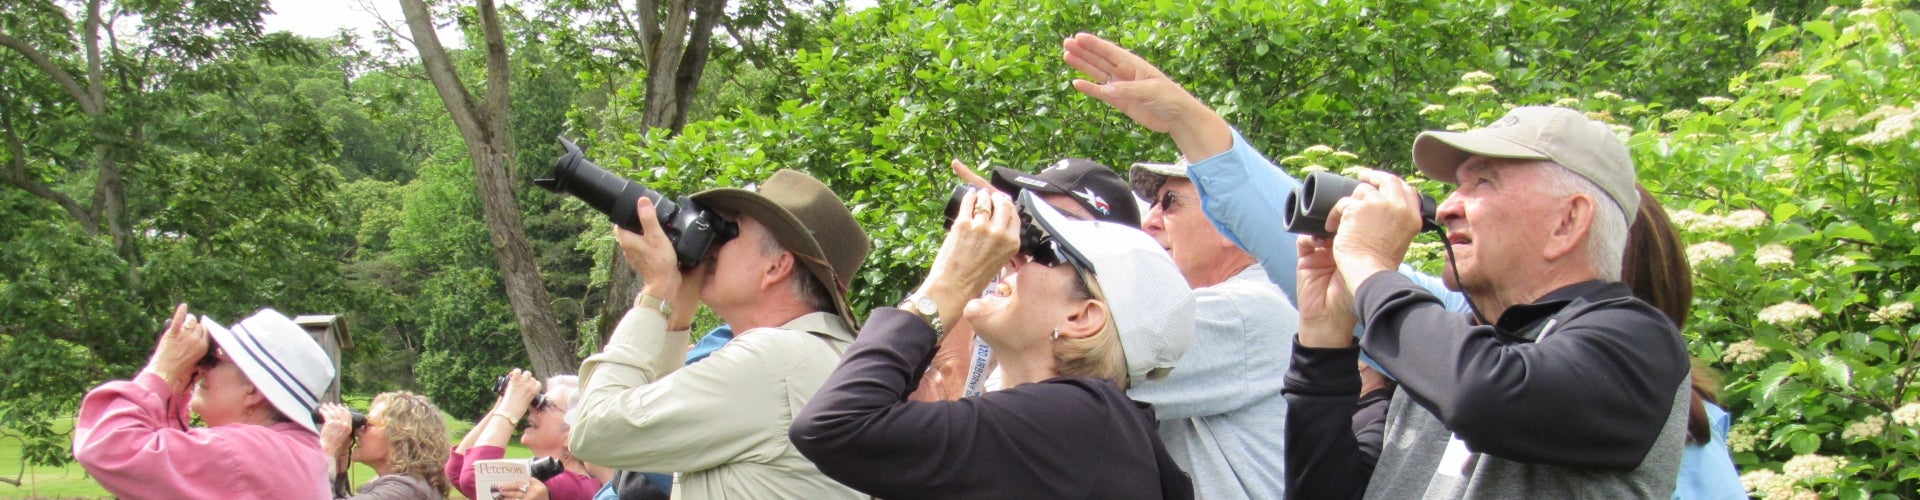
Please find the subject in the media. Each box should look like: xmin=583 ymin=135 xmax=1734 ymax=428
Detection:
xmin=1283 ymin=171 xmax=1442 ymax=238
xmin=310 ymin=407 xmax=368 ymax=433
xmin=535 ymin=137 xmax=738 ymax=270
xmin=494 ymin=372 xmax=551 ymax=411
xmin=941 ymin=185 xmax=1068 ymax=266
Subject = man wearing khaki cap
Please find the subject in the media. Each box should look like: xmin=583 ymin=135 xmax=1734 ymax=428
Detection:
xmin=1287 ymin=106 xmax=1692 ymax=498
xmin=569 ymin=169 xmax=868 ymax=499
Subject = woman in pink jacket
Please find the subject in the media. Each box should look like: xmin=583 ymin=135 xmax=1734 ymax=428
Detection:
xmin=74 ymin=303 xmax=337 ymax=499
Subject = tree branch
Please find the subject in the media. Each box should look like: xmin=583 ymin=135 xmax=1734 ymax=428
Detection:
xmin=398 ymin=0 xmax=482 ymax=132
xmin=0 ymin=109 xmax=97 ymax=233
xmin=0 ymin=33 xmax=101 ymax=115
xmin=720 ymin=19 xmax=771 ymax=69
xmin=638 ymin=0 xmax=665 ymax=68
xmin=478 ymin=0 xmax=512 ymax=135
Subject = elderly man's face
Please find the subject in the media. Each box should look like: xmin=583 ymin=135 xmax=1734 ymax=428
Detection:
xmin=1142 ymin=178 xmax=1232 ymax=287
xmin=698 ymin=214 xmax=782 ymax=314
xmin=1435 ymin=157 xmax=1568 ymax=294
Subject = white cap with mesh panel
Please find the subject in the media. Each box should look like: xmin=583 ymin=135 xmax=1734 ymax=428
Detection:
xmin=1023 ymin=192 xmax=1196 ymax=382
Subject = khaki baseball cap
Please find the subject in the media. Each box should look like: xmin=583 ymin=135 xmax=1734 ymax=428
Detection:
xmin=1411 ymin=106 xmax=1639 ymax=223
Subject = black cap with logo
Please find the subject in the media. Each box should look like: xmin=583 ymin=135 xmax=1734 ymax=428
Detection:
xmin=988 ymin=158 xmax=1142 ymax=228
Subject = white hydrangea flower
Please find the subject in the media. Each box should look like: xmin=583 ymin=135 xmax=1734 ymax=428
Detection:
xmin=1741 ymin=469 xmax=1775 ymax=495
xmin=1803 ymin=73 xmax=1833 ymax=84
xmin=1758 ymin=302 xmax=1822 ymax=326
xmin=1758 ymin=244 xmax=1797 ymax=267
xmin=1847 ymin=110 xmax=1915 ymax=146
xmin=1697 ymin=96 xmax=1736 ymax=109
xmin=1662 ymin=109 xmax=1694 ymax=121
xmin=1553 ymin=97 xmax=1581 ymax=107
xmin=1447 ymin=85 xmax=1478 ymax=96
xmin=1331 ymin=151 xmax=1360 ymax=161
xmin=1592 ymin=90 xmax=1623 ymax=101
xmin=1725 ymin=209 xmax=1768 ymax=229
xmin=1849 ymin=7 xmax=1881 ymax=18
xmin=1340 ymin=166 xmax=1371 ymax=178
xmin=1870 ymin=302 xmax=1914 ymax=323
xmin=1782 ymin=454 xmax=1846 ymax=480
xmin=1301 ymin=164 xmax=1330 ymax=174
xmin=1280 ymin=155 xmax=1308 ymax=166
xmin=1755 ymin=245 xmax=1794 ymax=268
xmin=1777 ymin=81 xmax=1805 ymax=97
xmin=1894 ymin=403 xmax=1920 ymax=426
xmin=1819 ymin=109 xmax=1861 ymax=132
xmin=1757 ymin=61 xmax=1789 ymax=71
xmin=1723 ymin=339 xmax=1771 ymax=364
xmin=1728 ymin=423 xmax=1766 ymax=452
xmin=1828 ymin=254 xmax=1857 ymax=268
xmin=1687 ymin=241 xmax=1736 ymax=266
xmin=1460 ymin=71 xmax=1496 ymax=84
xmin=1304 ymin=145 xmax=1335 ymax=155
xmin=1475 ymin=84 xmax=1500 ymax=95
xmin=1912 ymin=220 xmax=1920 ymax=233
xmin=1843 ymin=415 xmax=1886 ymax=440
xmin=1446 ymin=122 xmax=1470 ymax=131
xmin=1670 ymin=210 xmax=1725 ymax=232
xmin=1419 ymin=104 xmax=1447 ymax=116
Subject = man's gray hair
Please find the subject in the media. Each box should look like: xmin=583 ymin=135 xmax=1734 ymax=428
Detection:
xmin=759 ymin=235 xmax=836 ymax=313
xmin=1537 ymin=162 xmax=1627 ymax=281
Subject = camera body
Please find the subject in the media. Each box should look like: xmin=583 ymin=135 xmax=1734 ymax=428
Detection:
xmin=535 ymin=137 xmax=738 ymax=270
xmin=941 ymin=185 xmax=1065 ymax=266
xmin=1283 ymin=171 xmax=1441 ymax=238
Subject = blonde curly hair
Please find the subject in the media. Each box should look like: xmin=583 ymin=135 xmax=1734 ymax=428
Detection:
xmin=369 ymin=391 xmax=452 ymax=496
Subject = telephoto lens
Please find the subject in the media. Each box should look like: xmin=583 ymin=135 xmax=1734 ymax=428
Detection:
xmin=1282 ymin=171 xmax=1441 ymax=237
xmin=535 ymin=137 xmax=737 ymax=270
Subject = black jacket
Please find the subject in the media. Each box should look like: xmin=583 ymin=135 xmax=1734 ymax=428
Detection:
xmin=790 ymin=308 xmax=1191 ymax=500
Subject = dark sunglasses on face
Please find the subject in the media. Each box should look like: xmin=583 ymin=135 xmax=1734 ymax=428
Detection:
xmin=1016 ymin=191 xmax=1097 ymax=276
xmin=1151 ymin=190 xmax=1197 ymax=211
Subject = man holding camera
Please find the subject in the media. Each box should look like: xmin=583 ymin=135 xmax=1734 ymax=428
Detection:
xmin=568 ymin=169 xmax=868 ymax=499
xmin=1287 ymin=107 xmax=1691 ymax=498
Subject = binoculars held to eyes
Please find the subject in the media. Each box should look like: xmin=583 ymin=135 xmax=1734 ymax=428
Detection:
xmin=494 ymin=371 xmax=552 ymax=411
xmin=311 ymin=407 xmax=368 ymax=433
xmin=1283 ymin=172 xmax=1442 ymax=238
xmin=941 ymin=185 xmax=1067 ymax=266
xmin=535 ymin=137 xmax=738 ymax=270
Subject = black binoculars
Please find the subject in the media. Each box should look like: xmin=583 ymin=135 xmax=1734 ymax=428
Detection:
xmin=1283 ymin=171 xmax=1442 ymax=238
xmin=529 ymin=456 xmax=565 ymax=482
xmin=941 ymin=185 xmax=1067 ymax=266
xmin=494 ymin=371 xmax=552 ymax=412
xmin=310 ymin=407 xmax=368 ymax=432
xmin=535 ymin=137 xmax=738 ymax=270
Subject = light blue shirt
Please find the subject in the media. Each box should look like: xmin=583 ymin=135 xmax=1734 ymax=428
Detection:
xmin=1185 ymin=129 xmax=1466 ymax=374
xmin=1674 ymin=403 xmax=1745 ymax=499
xmin=1127 ymin=264 xmax=1298 ymax=500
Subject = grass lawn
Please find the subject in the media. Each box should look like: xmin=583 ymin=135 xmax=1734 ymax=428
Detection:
xmin=1 ymin=396 xmax=531 ymax=499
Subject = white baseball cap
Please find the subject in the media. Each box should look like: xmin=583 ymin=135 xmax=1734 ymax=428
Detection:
xmin=203 ymin=309 xmax=336 ymax=433
xmin=1021 ymin=191 xmax=1195 ymax=382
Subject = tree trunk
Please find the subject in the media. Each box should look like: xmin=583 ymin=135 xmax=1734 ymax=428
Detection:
xmin=400 ymin=0 xmax=577 ymax=379
xmin=597 ymin=0 xmax=730 ymax=340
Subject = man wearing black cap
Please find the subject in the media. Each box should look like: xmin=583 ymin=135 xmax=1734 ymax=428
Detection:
xmin=569 ymin=169 xmax=869 ymax=499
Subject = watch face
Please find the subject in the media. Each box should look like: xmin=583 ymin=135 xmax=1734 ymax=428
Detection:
xmin=913 ymin=296 xmax=938 ymax=314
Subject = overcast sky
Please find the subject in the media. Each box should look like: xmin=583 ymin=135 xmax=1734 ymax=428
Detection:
xmin=263 ymin=0 xmax=465 ymax=50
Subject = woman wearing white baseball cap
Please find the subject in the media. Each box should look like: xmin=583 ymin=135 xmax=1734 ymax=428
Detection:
xmin=790 ymin=189 xmax=1198 ymax=499
xmin=75 ymin=304 xmax=337 ymax=499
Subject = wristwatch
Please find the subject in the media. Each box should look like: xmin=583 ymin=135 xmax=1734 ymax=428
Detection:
xmin=899 ymin=293 xmax=946 ymax=338
xmin=636 ymin=293 xmax=674 ymax=318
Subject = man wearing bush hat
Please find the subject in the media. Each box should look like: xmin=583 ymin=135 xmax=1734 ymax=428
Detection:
xmin=571 ymin=169 xmax=867 ymax=499
xmin=1287 ymin=106 xmax=1692 ymax=498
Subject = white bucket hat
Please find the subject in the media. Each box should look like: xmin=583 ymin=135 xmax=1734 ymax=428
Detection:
xmin=1021 ymin=192 xmax=1196 ymax=382
xmin=203 ymin=309 xmax=336 ymax=433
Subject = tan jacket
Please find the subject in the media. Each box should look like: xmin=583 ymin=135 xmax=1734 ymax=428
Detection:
xmin=570 ymin=307 xmax=863 ymax=500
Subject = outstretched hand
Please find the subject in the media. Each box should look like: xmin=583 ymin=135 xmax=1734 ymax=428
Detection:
xmin=1063 ymin=33 xmax=1232 ymax=159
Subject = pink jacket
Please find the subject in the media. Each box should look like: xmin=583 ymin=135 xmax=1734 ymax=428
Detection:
xmin=74 ymin=372 xmax=330 ymax=500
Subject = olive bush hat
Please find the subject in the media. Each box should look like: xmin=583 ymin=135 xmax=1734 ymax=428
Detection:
xmin=691 ymin=170 xmax=871 ymax=330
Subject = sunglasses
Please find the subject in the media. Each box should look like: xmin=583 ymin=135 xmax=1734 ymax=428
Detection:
xmin=1149 ymin=190 xmax=1197 ymax=211
xmin=1016 ymin=191 xmax=1097 ymax=276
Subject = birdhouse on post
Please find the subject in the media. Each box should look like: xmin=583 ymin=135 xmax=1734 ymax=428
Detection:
xmin=294 ymin=314 xmax=352 ymax=405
